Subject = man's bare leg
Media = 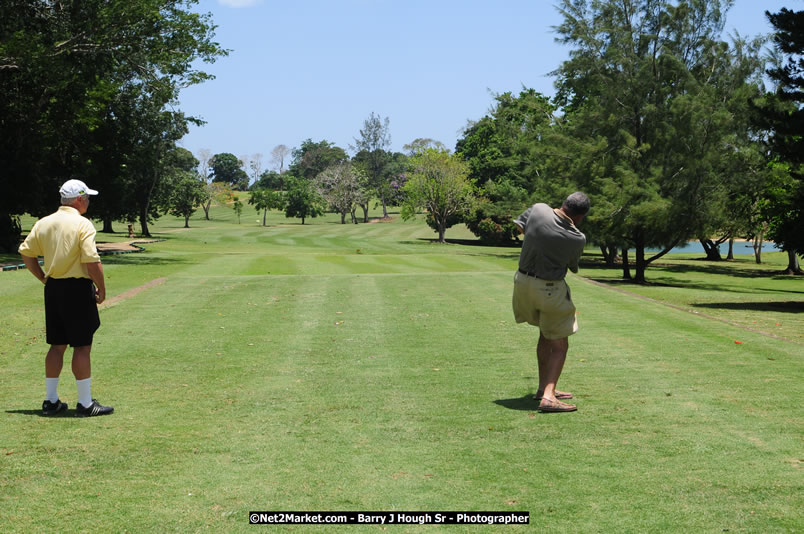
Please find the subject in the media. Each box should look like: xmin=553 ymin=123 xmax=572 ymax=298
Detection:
xmin=536 ymin=334 xmax=572 ymax=404
xmin=71 ymin=345 xmax=92 ymax=380
xmin=45 ymin=345 xmax=68 ymax=378
xmin=43 ymin=345 xmax=68 ymax=411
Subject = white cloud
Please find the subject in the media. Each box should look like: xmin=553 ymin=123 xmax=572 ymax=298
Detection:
xmin=217 ymin=0 xmax=263 ymax=8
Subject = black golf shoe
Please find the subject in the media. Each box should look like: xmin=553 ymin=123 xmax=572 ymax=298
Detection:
xmin=42 ymin=399 xmax=68 ymax=416
xmin=75 ymin=399 xmax=114 ymax=417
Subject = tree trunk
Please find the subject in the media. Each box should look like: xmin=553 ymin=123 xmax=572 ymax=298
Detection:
xmin=340 ymin=211 xmax=346 ymax=224
xmin=438 ymin=223 xmax=446 ymax=243
xmin=301 ymin=216 xmax=305 ymax=225
xmin=634 ymin=230 xmax=647 ymax=283
xmin=139 ymin=169 xmax=159 ymax=238
xmin=600 ymin=245 xmax=619 ymax=266
xmin=184 ymin=215 xmax=190 ymax=228
xmin=727 ymin=238 xmax=734 ymax=260
xmin=381 ymin=193 xmax=388 ymax=218
xmin=753 ymin=234 xmax=763 ymax=264
xmin=635 ymin=247 xmax=647 ymax=283
xmin=350 ymin=207 xmax=358 ymax=224
xmin=101 ymin=218 xmax=115 ymax=233
xmin=622 ymin=247 xmax=632 ymax=280
xmin=262 ymin=209 xmax=267 ymax=226
xmin=784 ymin=249 xmax=803 ymax=274
xmin=633 ymin=233 xmax=679 ymax=283
xmin=700 ymin=238 xmax=722 ymax=261
xmin=139 ymin=204 xmax=151 ymax=237
xmin=361 ymin=203 xmax=369 ymax=223
xmin=203 ymin=201 xmax=211 ymax=220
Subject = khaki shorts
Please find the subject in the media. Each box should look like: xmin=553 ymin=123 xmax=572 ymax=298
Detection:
xmin=512 ymin=271 xmax=578 ymax=339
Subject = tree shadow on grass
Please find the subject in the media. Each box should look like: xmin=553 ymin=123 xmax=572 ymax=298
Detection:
xmin=0 ymin=253 xmax=22 ymax=265
xmin=493 ymin=394 xmax=541 ymax=412
xmin=413 ymin=237 xmax=522 ymax=248
xmin=692 ymin=301 xmax=804 ymax=313
xmin=101 ymin=254 xmax=188 ymax=267
xmin=653 ymin=262 xmax=798 ymax=280
xmin=579 ymin=255 xmax=804 ymax=295
xmin=580 ymin=256 xmax=794 ymax=280
xmin=582 ymin=276 xmax=801 ymax=298
xmin=101 ymin=249 xmax=189 ymax=265
xmin=583 ymin=273 xmax=804 ymax=296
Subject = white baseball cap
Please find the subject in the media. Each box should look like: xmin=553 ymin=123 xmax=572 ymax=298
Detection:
xmin=59 ymin=179 xmax=99 ymax=197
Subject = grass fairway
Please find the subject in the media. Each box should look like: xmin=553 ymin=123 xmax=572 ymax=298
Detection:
xmin=1 ymin=208 xmax=802 ymax=533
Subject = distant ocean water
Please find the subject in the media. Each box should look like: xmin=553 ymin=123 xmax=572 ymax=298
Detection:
xmin=645 ymin=240 xmax=778 ymax=255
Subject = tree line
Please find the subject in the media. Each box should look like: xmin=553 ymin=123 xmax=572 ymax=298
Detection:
xmin=2 ymin=1 xmax=801 ymax=281
xmin=196 ymin=116 xmax=471 ymax=242
xmin=458 ymin=1 xmax=801 ymax=279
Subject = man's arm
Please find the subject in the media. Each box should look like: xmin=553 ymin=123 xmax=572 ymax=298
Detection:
xmin=21 ymin=255 xmax=46 ymax=284
xmin=568 ymin=242 xmax=585 ymax=274
xmin=86 ymin=261 xmax=106 ymax=304
xmin=512 ymin=205 xmax=532 ymax=235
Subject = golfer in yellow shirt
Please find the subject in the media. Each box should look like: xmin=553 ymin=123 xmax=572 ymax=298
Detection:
xmin=19 ymin=179 xmax=113 ymax=417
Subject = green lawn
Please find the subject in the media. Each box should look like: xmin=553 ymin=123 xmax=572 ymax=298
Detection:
xmin=1 ymin=207 xmax=801 ymax=533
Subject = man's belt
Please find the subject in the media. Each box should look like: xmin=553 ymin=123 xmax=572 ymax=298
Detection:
xmin=518 ymin=268 xmax=540 ymax=278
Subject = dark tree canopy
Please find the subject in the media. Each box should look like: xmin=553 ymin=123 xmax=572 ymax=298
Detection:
xmin=284 ymin=177 xmax=325 ymax=225
xmin=552 ymin=0 xmax=765 ymax=282
xmin=456 ymin=89 xmax=568 ymax=243
xmin=0 ymin=0 xmax=226 ymax=249
xmin=288 ymin=139 xmax=348 ymax=182
xmin=210 ymin=153 xmax=249 ymax=190
xmin=757 ymin=7 xmax=804 ymax=267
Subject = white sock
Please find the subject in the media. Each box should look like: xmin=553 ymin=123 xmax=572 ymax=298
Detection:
xmin=76 ymin=378 xmax=92 ymax=407
xmin=45 ymin=378 xmax=60 ymax=403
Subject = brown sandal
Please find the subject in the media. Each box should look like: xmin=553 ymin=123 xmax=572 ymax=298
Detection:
xmin=534 ymin=390 xmax=573 ymax=401
xmin=538 ymin=398 xmax=577 ymax=413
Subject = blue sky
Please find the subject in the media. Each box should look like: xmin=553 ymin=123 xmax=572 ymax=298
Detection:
xmin=177 ymin=0 xmax=794 ymax=169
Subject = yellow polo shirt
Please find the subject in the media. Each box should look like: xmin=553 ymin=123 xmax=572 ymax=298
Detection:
xmin=18 ymin=206 xmax=101 ymax=279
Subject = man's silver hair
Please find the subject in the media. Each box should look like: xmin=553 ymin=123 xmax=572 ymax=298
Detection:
xmin=563 ymin=192 xmax=590 ymax=216
xmin=61 ymin=194 xmax=86 ymax=206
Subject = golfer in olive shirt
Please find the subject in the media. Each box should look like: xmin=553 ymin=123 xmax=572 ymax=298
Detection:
xmin=512 ymin=192 xmax=589 ymax=413
xmin=19 ymin=179 xmax=114 ymax=417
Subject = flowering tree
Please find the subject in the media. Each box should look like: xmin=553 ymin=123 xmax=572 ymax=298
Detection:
xmin=201 ymin=182 xmax=234 ymax=220
xmin=315 ymin=163 xmax=367 ymax=224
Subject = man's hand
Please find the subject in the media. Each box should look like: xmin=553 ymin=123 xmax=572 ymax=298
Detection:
xmin=86 ymin=261 xmax=106 ymax=304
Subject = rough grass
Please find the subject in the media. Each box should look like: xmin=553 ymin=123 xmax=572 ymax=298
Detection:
xmin=1 ymin=206 xmax=801 ymax=533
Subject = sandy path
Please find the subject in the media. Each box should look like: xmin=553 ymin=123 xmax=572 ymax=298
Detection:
xmin=99 ymin=277 xmax=168 ymax=309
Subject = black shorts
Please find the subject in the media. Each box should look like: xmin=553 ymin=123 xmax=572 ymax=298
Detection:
xmin=44 ymin=278 xmax=100 ymax=347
